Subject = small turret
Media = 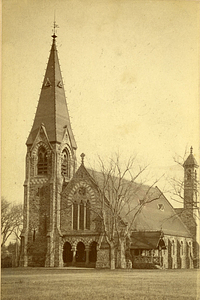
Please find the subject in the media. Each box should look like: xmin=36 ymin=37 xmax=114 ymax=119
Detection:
xmin=183 ymin=147 xmax=198 ymax=211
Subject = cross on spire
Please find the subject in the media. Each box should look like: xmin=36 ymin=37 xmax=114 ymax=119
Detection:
xmin=190 ymin=146 xmax=193 ymax=154
xmin=80 ymin=153 xmax=85 ymax=165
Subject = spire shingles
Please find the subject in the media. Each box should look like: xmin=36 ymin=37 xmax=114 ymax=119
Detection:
xmin=26 ymin=36 xmax=77 ymax=149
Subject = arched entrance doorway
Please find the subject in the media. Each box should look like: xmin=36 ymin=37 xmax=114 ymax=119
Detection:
xmin=63 ymin=242 xmax=73 ymax=266
xmin=76 ymin=242 xmax=86 ymax=263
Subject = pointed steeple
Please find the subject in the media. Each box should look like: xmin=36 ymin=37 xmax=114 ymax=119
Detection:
xmin=27 ymin=34 xmax=77 ymax=149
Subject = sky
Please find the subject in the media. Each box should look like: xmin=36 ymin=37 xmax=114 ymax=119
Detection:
xmin=2 ymin=0 xmax=200 ymax=208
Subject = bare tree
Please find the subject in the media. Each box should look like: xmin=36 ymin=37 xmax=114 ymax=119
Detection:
xmin=1 ymin=197 xmax=23 ymax=248
xmin=89 ymin=154 xmax=162 ymax=269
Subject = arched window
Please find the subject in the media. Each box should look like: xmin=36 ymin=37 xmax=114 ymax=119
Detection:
xmin=38 ymin=147 xmax=47 ymax=175
xmin=86 ymin=200 xmax=90 ymax=230
xmin=72 ymin=199 xmax=91 ymax=231
xmin=61 ymin=149 xmax=70 ymax=177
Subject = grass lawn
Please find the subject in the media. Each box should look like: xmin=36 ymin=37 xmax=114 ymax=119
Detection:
xmin=1 ymin=268 xmax=200 ymax=300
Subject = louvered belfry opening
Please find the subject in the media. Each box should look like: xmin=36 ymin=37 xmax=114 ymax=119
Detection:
xmin=61 ymin=148 xmax=70 ymax=178
xmin=38 ymin=146 xmax=47 ymax=175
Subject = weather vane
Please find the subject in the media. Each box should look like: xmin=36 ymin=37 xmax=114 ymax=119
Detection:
xmin=52 ymin=12 xmax=59 ymax=38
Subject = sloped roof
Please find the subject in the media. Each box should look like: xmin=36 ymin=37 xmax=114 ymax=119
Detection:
xmin=183 ymin=147 xmax=198 ymax=167
xmin=87 ymin=169 xmax=192 ymax=238
xmin=27 ymin=36 xmax=77 ymax=148
xmin=130 ymin=231 xmax=165 ymax=249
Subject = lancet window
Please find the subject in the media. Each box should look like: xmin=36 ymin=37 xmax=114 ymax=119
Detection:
xmin=61 ymin=148 xmax=70 ymax=178
xmin=72 ymin=200 xmax=90 ymax=230
xmin=38 ymin=146 xmax=47 ymax=175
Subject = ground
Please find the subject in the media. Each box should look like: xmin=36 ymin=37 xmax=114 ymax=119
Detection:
xmin=1 ymin=268 xmax=200 ymax=300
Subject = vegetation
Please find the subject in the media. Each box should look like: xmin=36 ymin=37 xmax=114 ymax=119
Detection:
xmin=1 ymin=197 xmax=23 ymax=248
xmin=1 ymin=198 xmax=23 ymax=267
xmin=90 ymin=154 xmax=162 ymax=269
xmin=1 ymin=268 xmax=199 ymax=300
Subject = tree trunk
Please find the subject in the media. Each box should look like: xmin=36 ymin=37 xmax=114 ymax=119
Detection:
xmin=110 ymin=243 xmax=115 ymax=270
xmin=119 ymin=238 xmax=126 ymax=269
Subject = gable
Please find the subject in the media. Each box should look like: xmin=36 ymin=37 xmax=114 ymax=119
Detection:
xmin=30 ymin=124 xmax=53 ymax=155
xmin=60 ymin=165 xmax=102 ymax=234
xmin=129 ymin=189 xmax=192 ymax=237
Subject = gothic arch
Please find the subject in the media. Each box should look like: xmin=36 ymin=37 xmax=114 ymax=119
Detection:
xmin=61 ymin=148 xmax=71 ymax=177
xmin=32 ymin=141 xmax=51 ymax=156
xmin=31 ymin=142 xmax=52 ymax=177
xmin=61 ymin=236 xmax=98 ymax=248
xmin=59 ymin=143 xmax=72 ymax=157
xmin=63 ymin=242 xmax=73 ymax=263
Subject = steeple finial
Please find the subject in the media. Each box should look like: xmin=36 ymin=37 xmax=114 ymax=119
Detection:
xmin=190 ymin=146 xmax=193 ymax=154
xmin=81 ymin=153 xmax=85 ymax=165
xmin=52 ymin=13 xmax=59 ymax=39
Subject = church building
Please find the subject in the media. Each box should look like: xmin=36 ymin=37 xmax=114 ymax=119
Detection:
xmin=20 ymin=32 xmax=199 ymax=269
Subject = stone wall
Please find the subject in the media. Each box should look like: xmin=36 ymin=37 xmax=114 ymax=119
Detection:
xmin=162 ymin=236 xmax=193 ymax=269
xmin=61 ymin=166 xmax=102 ymax=234
xmin=96 ymin=248 xmax=110 ymax=268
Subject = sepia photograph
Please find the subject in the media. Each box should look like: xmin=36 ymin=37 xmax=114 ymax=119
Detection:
xmin=1 ymin=0 xmax=200 ymax=299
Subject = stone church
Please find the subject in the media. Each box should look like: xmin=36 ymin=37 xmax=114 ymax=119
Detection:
xmin=20 ymin=33 xmax=199 ymax=269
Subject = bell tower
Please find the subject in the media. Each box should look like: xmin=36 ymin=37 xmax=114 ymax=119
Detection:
xmin=20 ymin=29 xmax=77 ymax=267
xmin=183 ymin=147 xmax=198 ymax=214
xmin=183 ymin=147 xmax=199 ymax=267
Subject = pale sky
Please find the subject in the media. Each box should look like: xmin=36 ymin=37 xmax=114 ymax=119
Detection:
xmin=2 ymin=0 xmax=200 ymax=207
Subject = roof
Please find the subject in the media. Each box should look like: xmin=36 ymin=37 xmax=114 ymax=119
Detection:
xmin=183 ymin=147 xmax=198 ymax=167
xmin=130 ymin=231 xmax=166 ymax=249
xmin=26 ymin=36 xmax=77 ymax=148
xmin=86 ymin=168 xmax=192 ymax=238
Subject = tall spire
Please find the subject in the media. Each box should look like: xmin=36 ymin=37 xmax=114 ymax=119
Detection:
xmin=27 ymin=31 xmax=77 ymax=149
